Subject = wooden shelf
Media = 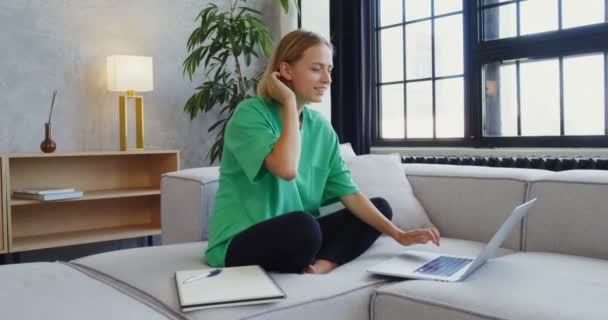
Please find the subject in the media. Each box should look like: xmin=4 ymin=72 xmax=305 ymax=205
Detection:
xmin=7 ymin=149 xmax=179 ymax=158
xmin=2 ymin=150 xmax=179 ymax=254
xmin=10 ymin=187 xmax=160 ymax=206
xmin=12 ymin=224 xmax=161 ymax=252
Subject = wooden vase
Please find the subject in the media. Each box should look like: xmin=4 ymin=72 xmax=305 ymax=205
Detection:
xmin=40 ymin=122 xmax=56 ymax=153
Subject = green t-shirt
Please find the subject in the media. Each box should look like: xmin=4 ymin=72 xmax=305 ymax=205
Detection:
xmin=204 ymin=96 xmax=360 ymax=267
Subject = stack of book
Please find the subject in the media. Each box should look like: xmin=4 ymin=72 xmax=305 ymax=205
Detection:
xmin=13 ymin=188 xmax=84 ymax=201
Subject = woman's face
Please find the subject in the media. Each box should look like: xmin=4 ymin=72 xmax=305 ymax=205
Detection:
xmin=280 ymin=44 xmax=333 ymax=104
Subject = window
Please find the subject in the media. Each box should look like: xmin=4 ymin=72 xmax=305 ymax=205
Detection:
xmin=480 ymin=0 xmax=607 ymax=40
xmin=483 ymin=53 xmax=606 ymax=137
xmin=374 ymin=0 xmax=608 ymax=147
xmin=377 ymin=0 xmax=464 ymax=140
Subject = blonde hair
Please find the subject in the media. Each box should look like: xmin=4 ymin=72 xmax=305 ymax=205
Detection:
xmin=257 ymin=29 xmax=333 ymax=98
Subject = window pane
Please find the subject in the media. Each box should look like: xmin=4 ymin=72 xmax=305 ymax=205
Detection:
xmin=520 ymin=0 xmax=558 ymax=36
xmin=520 ymin=59 xmax=560 ymax=136
xmin=435 ymin=14 xmax=463 ymax=77
xmin=483 ymin=62 xmax=518 ymax=137
xmin=381 ymin=84 xmax=405 ymax=138
xmin=380 ymin=0 xmax=403 ymax=27
xmin=405 ymin=0 xmax=431 ymax=21
xmin=434 ymin=0 xmax=461 ymax=15
xmin=563 ymin=54 xmax=605 ymax=135
xmin=436 ymin=77 xmax=464 ymax=138
xmin=380 ymin=27 xmax=404 ymax=82
xmin=482 ymin=4 xmax=517 ymax=40
xmin=406 ymin=21 xmax=432 ymax=80
xmin=406 ymin=81 xmax=433 ymax=138
xmin=562 ymin=0 xmax=605 ymax=29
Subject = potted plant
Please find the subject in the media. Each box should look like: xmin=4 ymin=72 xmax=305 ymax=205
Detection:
xmin=183 ymin=0 xmax=295 ymax=164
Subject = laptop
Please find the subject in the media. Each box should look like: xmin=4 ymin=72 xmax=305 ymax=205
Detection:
xmin=367 ymin=198 xmax=537 ymax=282
xmin=175 ymin=265 xmax=286 ymax=311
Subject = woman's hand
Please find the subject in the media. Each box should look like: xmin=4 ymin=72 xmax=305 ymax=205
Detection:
xmin=392 ymin=226 xmax=440 ymax=247
xmin=269 ymin=71 xmax=296 ymax=106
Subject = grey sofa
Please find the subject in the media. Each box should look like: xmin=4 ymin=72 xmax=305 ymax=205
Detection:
xmin=2 ymin=163 xmax=608 ymax=319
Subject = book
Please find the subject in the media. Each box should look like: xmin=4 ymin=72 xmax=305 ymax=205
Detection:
xmin=14 ymin=187 xmax=76 ymax=195
xmin=175 ymin=265 xmax=286 ymax=312
xmin=13 ymin=191 xmax=84 ymax=201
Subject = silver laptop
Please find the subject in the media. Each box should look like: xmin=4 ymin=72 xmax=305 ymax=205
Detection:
xmin=367 ymin=198 xmax=537 ymax=282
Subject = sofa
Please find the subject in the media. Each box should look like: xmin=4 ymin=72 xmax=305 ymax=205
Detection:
xmin=2 ymin=157 xmax=608 ymax=319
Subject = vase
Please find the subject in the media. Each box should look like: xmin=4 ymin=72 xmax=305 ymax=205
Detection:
xmin=40 ymin=122 xmax=56 ymax=153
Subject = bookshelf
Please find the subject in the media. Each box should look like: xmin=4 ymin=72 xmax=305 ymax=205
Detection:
xmin=3 ymin=150 xmax=179 ymax=253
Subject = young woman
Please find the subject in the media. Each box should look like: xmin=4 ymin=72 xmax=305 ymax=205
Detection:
xmin=204 ymin=30 xmax=440 ymax=274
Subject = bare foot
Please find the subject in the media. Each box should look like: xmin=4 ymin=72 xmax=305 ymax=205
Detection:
xmin=303 ymin=259 xmax=338 ymax=274
xmin=303 ymin=264 xmax=317 ymax=274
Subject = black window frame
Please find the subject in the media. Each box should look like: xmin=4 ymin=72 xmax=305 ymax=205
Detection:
xmin=371 ymin=0 xmax=608 ymax=148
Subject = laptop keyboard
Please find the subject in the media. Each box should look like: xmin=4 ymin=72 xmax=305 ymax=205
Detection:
xmin=414 ymin=256 xmax=473 ymax=277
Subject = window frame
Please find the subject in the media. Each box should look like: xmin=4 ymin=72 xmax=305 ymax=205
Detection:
xmin=371 ymin=0 xmax=608 ymax=148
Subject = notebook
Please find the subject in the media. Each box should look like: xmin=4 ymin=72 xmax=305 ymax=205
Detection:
xmin=175 ymin=265 xmax=286 ymax=312
xmin=13 ymin=191 xmax=83 ymax=201
xmin=14 ymin=187 xmax=75 ymax=195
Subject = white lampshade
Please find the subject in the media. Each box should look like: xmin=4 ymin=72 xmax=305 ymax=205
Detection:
xmin=107 ymin=55 xmax=153 ymax=92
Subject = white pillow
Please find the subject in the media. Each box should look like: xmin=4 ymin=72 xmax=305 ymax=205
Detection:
xmin=339 ymin=143 xmax=356 ymax=158
xmin=320 ymin=153 xmax=432 ymax=231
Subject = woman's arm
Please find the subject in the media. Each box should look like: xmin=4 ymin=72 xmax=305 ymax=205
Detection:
xmin=340 ymin=192 xmax=440 ymax=246
xmin=263 ymin=72 xmax=300 ymax=180
xmin=264 ymin=100 xmax=299 ymax=180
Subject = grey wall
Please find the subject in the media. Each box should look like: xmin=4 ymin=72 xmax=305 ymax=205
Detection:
xmin=0 ymin=0 xmax=285 ymax=169
xmin=0 ymin=0 xmax=289 ymax=263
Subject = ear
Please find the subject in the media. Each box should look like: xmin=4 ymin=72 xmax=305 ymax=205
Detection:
xmin=278 ymin=62 xmax=294 ymax=81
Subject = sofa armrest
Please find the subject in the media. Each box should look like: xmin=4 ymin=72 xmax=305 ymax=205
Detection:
xmin=161 ymin=167 xmax=220 ymax=244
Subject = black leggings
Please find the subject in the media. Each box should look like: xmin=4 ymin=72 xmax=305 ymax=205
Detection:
xmin=225 ymin=197 xmax=393 ymax=273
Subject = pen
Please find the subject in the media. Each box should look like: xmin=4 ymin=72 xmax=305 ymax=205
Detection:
xmin=182 ymin=268 xmax=222 ymax=284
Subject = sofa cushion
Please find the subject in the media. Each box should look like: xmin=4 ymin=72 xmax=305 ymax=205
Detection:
xmin=339 ymin=143 xmax=357 ymax=158
xmin=161 ymin=167 xmax=220 ymax=243
xmin=372 ymin=252 xmax=608 ymax=320
xmin=526 ymin=169 xmax=608 ymax=259
xmin=0 ymin=262 xmax=179 ymax=320
xmin=161 ymin=143 xmax=353 ymax=243
xmin=403 ymin=164 xmax=550 ymax=250
xmin=72 ymin=236 xmax=512 ymax=320
xmin=321 ymin=154 xmax=432 ymax=230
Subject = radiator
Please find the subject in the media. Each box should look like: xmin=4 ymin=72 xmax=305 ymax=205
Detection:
xmin=401 ymin=156 xmax=608 ymax=171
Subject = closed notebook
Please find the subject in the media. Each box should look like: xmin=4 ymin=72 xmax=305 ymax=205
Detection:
xmin=12 ymin=191 xmax=83 ymax=201
xmin=175 ymin=265 xmax=286 ymax=312
xmin=14 ymin=187 xmax=75 ymax=195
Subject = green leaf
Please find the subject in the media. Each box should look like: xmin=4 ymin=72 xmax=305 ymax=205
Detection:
xmin=203 ymin=62 xmax=219 ymax=79
xmin=237 ymin=6 xmax=262 ymax=16
xmin=182 ymin=46 xmax=205 ymax=80
xmin=280 ymin=0 xmax=289 ymax=14
xmin=247 ymin=15 xmax=265 ymax=30
xmin=244 ymin=52 xmax=251 ymax=65
xmin=208 ymin=118 xmax=227 ymax=132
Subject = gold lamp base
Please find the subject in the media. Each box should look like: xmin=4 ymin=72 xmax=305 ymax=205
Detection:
xmin=119 ymin=95 xmax=144 ymax=151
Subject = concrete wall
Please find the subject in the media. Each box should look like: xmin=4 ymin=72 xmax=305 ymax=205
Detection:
xmin=0 ymin=0 xmax=295 ymax=262
xmin=0 ymin=0 xmax=287 ymax=169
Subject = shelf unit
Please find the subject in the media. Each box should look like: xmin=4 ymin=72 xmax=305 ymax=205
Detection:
xmin=3 ymin=150 xmax=179 ymax=253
